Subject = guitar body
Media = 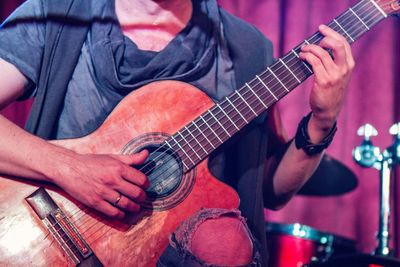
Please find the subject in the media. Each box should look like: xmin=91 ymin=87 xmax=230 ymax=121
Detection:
xmin=0 ymin=81 xmax=240 ymax=266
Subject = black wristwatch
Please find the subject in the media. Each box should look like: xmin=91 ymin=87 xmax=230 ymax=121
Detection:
xmin=294 ymin=112 xmax=337 ymax=156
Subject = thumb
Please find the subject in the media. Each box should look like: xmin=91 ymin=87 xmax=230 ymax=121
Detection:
xmin=112 ymin=150 xmax=149 ymax=165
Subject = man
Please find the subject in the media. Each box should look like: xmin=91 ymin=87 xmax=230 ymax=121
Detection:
xmin=0 ymin=0 xmax=354 ymax=266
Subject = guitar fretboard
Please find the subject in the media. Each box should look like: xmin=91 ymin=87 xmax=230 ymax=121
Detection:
xmin=164 ymin=0 xmax=388 ymax=171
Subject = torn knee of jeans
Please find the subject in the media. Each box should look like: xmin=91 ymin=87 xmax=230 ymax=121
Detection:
xmin=171 ymin=208 xmax=243 ymax=251
xmin=168 ymin=208 xmax=260 ymax=266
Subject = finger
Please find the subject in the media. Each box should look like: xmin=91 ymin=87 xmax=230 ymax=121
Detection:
xmin=318 ymin=37 xmax=347 ymax=67
xmin=299 ymin=50 xmax=329 ymax=83
xmin=96 ymin=186 xmax=125 ymax=207
xmin=98 ymin=200 xmax=125 ymax=219
xmin=300 ymin=44 xmax=337 ymax=73
xmin=122 ymin=165 xmax=150 ymax=189
xmin=117 ymin=180 xmax=147 ymax=203
xmin=318 ymin=24 xmax=347 ymax=43
xmin=112 ymin=150 xmax=149 ymax=166
xmin=113 ymin=194 xmax=142 ymax=213
xmin=100 ymin=188 xmax=141 ymax=213
xmin=318 ymin=25 xmax=354 ymax=68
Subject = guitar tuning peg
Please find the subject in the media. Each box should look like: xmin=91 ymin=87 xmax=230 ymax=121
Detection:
xmin=389 ymin=122 xmax=400 ymax=137
xmin=357 ymin=123 xmax=378 ymax=140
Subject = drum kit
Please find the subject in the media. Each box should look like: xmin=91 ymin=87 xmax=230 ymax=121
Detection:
xmin=265 ymin=154 xmax=360 ymax=267
xmin=266 ymin=123 xmax=400 ymax=267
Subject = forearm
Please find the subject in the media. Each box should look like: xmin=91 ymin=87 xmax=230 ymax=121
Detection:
xmin=263 ymin=23 xmax=356 ymax=208
xmin=0 ymin=114 xmax=75 ymax=183
xmin=264 ymin=114 xmax=335 ymax=210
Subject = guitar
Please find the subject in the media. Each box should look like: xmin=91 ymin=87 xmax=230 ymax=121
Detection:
xmin=0 ymin=0 xmax=399 ymax=266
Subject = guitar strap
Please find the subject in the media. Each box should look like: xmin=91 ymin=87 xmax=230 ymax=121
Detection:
xmin=24 ymin=1 xmax=272 ymax=264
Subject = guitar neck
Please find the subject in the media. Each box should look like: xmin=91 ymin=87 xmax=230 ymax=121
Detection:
xmin=165 ymin=0 xmax=389 ymax=171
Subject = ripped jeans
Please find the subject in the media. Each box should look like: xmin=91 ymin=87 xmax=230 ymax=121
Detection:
xmin=157 ymin=208 xmax=262 ymax=267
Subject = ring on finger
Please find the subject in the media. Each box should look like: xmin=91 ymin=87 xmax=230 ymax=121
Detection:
xmin=114 ymin=193 xmax=122 ymax=207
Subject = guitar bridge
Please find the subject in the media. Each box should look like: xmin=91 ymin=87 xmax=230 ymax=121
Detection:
xmin=25 ymin=187 xmax=103 ymax=267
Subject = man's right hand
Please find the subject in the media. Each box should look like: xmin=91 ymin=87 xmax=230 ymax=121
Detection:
xmin=51 ymin=150 xmax=150 ymax=219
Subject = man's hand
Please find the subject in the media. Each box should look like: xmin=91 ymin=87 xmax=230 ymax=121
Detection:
xmin=299 ymin=24 xmax=355 ymax=142
xmin=52 ymin=150 xmax=149 ymax=219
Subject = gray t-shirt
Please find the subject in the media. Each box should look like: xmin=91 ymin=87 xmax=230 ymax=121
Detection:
xmin=0 ymin=0 xmax=236 ymax=139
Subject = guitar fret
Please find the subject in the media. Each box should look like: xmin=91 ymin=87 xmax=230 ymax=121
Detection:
xmin=368 ymin=0 xmax=388 ymax=17
xmin=255 ymin=75 xmax=278 ymax=100
xmin=164 ymin=140 xmax=189 ymax=169
xmin=208 ymin=110 xmax=231 ymax=137
xmin=192 ymin=121 xmax=215 ymax=149
xmin=177 ymin=131 xmax=201 ymax=160
xmin=185 ymin=125 xmax=208 ymax=155
xmin=268 ymin=67 xmax=289 ymax=93
xmin=246 ymin=83 xmax=268 ymax=109
xmin=235 ymin=91 xmax=257 ymax=116
xmin=217 ymin=103 xmax=240 ymax=130
xmin=333 ymin=19 xmax=354 ymax=42
xmin=292 ymin=49 xmax=313 ymax=73
xmin=279 ymin=58 xmax=301 ymax=83
xmin=200 ymin=115 xmax=223 ymax=144
xmin=226 ymin=97 xmax=249 ymax=124
xmin=349 ymin=7 xmax=370 ymax=30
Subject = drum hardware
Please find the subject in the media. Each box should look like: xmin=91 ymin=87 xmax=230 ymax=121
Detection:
xmin=266 ymin=155 xmax=359 ymax=267
xmin=353 ymin=122 xmax=400 ymax=257
xmin=297 ymin=154 xmax=358 ymax=196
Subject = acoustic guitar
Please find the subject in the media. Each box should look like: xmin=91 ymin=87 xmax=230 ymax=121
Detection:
xmin=0 ymin=0 xmax=399 ymax=266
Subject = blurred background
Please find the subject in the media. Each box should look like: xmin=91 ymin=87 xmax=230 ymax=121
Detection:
xmin=1 ymin=0 xmax=400 ymax=259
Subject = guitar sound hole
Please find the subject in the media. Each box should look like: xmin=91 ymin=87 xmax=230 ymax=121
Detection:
xmin=122 ymin=132 xmax=195 ymax=210
xmin=136 ymin=144 xmax=183 ymax=199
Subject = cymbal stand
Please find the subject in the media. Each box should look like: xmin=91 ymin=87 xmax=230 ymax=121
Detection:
xmin=353 ymin=123 xmax=400 ymax=256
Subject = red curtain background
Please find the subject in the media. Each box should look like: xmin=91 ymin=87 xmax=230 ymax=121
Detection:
xmin=1 ymin=0 xmax=400 ymax=259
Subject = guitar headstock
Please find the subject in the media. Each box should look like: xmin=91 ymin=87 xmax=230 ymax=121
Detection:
xmin=375 ymin=0 xmax=400 ymax=17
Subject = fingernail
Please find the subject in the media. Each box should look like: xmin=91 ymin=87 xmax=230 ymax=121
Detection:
xmin=138 ymin=149 xmax=148 ymax=155
xmin=319 ymin=24 xmax=327 ymax=30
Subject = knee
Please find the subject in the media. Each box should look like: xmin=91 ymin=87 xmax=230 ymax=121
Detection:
xmin=190 ymin=215 xmax=253 ymax=266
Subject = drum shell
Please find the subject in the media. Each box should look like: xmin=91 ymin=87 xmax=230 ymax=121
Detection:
xmin=266 ymin=222 xmax=356 ymax=267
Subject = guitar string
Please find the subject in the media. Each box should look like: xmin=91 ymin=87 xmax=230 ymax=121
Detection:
xmin=57 ymin=7 xmax=384 ymax=248
xmin=162 ymin=0 xmax=383 ymax=169
xmin=64 ymin=0 xmax=380 ymax=236
xmin=125 ymin=0 xmax=382 ymax=177
xmin=67 ymin=0 xmax=382 ymax=235
xmin=74 ymin=1 xmax=382 ymax=243
xmin=117 ymin=0 xmax=384 ymax=201
xmin=104 ymin=0 xmax=379 ymax=185
xmin=167 ymin=0 xmax=378 ymax=163
xmin=47 ymin=0 xmax=385 ymax=244
xmin=104 ymin=0 xmax=381 ymax=189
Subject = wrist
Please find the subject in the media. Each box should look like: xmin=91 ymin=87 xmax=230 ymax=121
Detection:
xmin=39 ymin=145 xmax=78 ymax=185
xmin=308 ymin=113 xmax=337 ymax=143
xmin=295 ymin=112 xmax=337 ymax=156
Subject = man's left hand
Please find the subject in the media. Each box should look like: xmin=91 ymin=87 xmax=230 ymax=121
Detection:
xmin=299 ymin=24 xmax=355 ymax=142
